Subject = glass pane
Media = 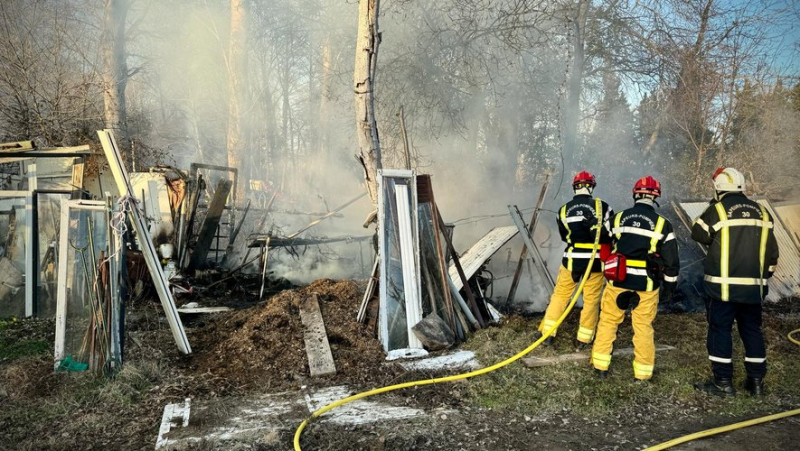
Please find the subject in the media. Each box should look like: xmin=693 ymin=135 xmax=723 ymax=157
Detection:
xmin=0 ymin=197 xmax=26 ymax=318
xmin=381 ymin=177 xmax=420 ymax=350
xmin=36 ymin=193 xmax=71 ymax=317
xmin=61 ymin=208 xmax=110 ymax=372
xmin=417 ymin=203 xmax=447 ymax=318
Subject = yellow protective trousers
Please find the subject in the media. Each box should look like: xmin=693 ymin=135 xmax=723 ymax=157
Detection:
xmin=539 ymin=265 xmax=605 ymax=343
xmin=591 ymin=283 xmax=659 ymax=380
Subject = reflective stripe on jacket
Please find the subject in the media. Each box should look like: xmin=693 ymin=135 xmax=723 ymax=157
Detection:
xmin=609 ymin=202 xmax=679 ymax=292
xmin=691 ymin=193 xmax=779 ymax=303
xmin=557 ymin=195 xmax=614 ymax=274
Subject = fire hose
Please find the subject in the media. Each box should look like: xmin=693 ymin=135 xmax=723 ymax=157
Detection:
xmin=642 ymin=319 xmax=800 ymax=449
xmin=788 ymin=329 xmax=800 ymax=346
xmin=292 ymin=221 xmax=604 ymax=450
xmin=293 ymin=225 xmax=800 ymax=450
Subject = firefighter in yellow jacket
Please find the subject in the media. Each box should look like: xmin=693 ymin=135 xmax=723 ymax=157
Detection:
xmin=536 ymin=171 xmax=614 ymax=349
xmin=591 ymin=176 xmax=680 ymax=380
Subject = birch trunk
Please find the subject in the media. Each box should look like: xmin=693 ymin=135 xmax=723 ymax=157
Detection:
xmin=227 ymin=0 xmax=247 ymax=198
xmin=563 ymin=0 xmax=589 ymax=172
xmin=101 ymin=0 xmax=130 ymax=161
xmin=318 ymin=36 xmax=333 ymax=161
xmin=354 ymin=0 xmax=382 ymax=205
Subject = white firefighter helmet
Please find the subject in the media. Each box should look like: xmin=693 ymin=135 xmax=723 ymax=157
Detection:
xmin=712 ymin=167 xmax=746 ymax=193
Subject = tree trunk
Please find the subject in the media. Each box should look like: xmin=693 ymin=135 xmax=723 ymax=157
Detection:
xmin=354 ymin=0 xmax=382 ymax=206
xmin=227 ymin=0 xmax=247 ymax=199
xmin=101 ymin=0 xmax=130 ymax=164
xmin=318 ymin=35 xmax=333 ymax=162
xmin=563 ymin=0 xmax=589 ymax=171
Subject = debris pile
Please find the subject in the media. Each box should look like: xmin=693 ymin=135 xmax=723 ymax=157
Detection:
xmin=191 ymin=279 xmax=392 ymax=389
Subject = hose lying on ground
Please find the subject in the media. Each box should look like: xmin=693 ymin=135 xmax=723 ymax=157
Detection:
xmin=788 ymin=329 xmax=800 ymax=346
xmin=642 ymin=320 xmax=800 ymax=449
xmin=293 ymin=222 xmax=603 ymax=450
xmin=642 ymin=408 xmax=800 ymax=451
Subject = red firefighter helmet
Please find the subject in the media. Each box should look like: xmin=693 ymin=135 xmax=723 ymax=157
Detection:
xmin=632 ymin=175 xmax=661 ymax=198
xmin=572 ymin=171 xmax=597 ymax=189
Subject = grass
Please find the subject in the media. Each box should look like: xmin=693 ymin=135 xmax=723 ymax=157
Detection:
xmin=0 ymin=317 xmax=51 ymax=362
xmin=0 ymin=337 xmax=50 ymax=361
xmin=463 ymin=310 xmax=800 ymax=420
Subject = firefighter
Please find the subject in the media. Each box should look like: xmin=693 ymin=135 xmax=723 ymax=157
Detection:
xmin=692 ymin=167 xmax=779 ymax=397
xmin=591 ymin=176 xmax=679 ymax=381
xmin=536 ymin=171 xmax=614 ymax=349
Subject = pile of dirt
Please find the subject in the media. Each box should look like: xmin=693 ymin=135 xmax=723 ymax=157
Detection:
xmin=188 ymin=279 xmax=396 ymax=391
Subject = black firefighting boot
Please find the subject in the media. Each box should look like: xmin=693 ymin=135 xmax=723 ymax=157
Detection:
xmin=533 ymin=331 xmax=554 ymax=346
xmin=574 ymin=339 xmax=591 ymax=352
xmin=594 ymin=368 xmax=609 ymax=379
xmin=695 ymin=376 xmax=736 ymax=397
xmin=744 ymin=377 xmax=765 ymax=396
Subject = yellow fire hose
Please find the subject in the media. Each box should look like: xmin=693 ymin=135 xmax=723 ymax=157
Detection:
xmin=292 ymin=222 xmax=604 ymax=450
xmin=642 ymin=408 xmax=800 ymax=450
xmin=788 ymin=329 xmax=800 ymax=346
xmin=293 ymin=224 xmax=800 ymax=450
xmin=642 ymin=326 xmax=800 ymax=449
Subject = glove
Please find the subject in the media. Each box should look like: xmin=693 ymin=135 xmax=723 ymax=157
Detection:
xmin=582 ymin=215 xmax=598 ymax=229
xmin=660 ymin=284 xmax=675 ymax=302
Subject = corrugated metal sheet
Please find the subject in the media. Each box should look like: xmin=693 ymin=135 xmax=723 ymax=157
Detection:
xmin=449 ymin=226 xmax=518 ymax=291
xmin=773 ymin=201 xmax=800 ymax=250
xmin=678 ymin=200 xmax=800 ymax=301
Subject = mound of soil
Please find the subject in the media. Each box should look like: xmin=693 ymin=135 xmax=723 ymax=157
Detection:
xmin=188 ymin=279 xmax=396 ymax=391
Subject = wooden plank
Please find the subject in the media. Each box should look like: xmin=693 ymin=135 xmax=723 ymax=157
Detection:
xmin=507 ymin=176 xmax=550 ymax=304
xmin=188 ymin=179 xmax=232 ymax=270
xmin=357 ymin=255 xmax=379 ymax=323
xmin=521 ymin=344 xmax=676 ymax=368
xmin=155 ymin=398 xmax=191 ymax=449
xmin=448 ymin=226 xmax=519 ymax=291
xmin=98 ymin=130 xmax=191 ymax=354
xmin=71 ymin=157 xmax=85 ymax=199
xmin=299 ymin=294 xmax=337 ymax=377
xmin=176 ymin=307 xmax=232 ymax=314
xmin=509 ymin=205 xmax=555 ymax=295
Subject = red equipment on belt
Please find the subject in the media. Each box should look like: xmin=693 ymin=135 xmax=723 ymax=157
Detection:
xmin=603 ymin=253 xmax=627 ymax=282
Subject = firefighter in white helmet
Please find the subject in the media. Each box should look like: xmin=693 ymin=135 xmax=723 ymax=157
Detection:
xmin=535 ymin=171 xmax=614 ymax=349
xmin=591 ymin=176 xmax=680 ymax=381
xmin=692 ymin=167 xmax=779 ymax=396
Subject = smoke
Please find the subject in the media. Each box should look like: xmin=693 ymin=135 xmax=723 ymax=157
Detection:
xmin=117 ymin=1 xmax=798 ymax=307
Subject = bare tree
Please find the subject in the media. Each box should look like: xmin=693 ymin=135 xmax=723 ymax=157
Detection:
xmin=354 ymin=0 xmax=382 ymax=205
xmin=227 ymin=0 xmax=247 ymax=196
xmin=102 ymin=0 xmax=132 ymax=158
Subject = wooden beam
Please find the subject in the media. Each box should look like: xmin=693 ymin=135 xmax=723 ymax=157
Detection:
xmin=299 ymin=294 xmax=337 ymax=377
xmin=357 ymin=255 xmax=379 ymax=323
xmin=507 ymin=176 xmax=550 ymax=304
xmin=437 ymin=204 xmax=487 ymax=328
xmin=98 ymin=130 xmax=191 ymax=354
xmin=509 ymin=205 xmax=555 ymax=295
xmin=70 ymin=157 xmax=85 ymax=200
xmin=0 ymin=140 xmax=34 ymax=151
xmin=188 ymin=179 xmax=232 ymax=270
xmin=521 ymin=345 xmax=676 ymax=368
